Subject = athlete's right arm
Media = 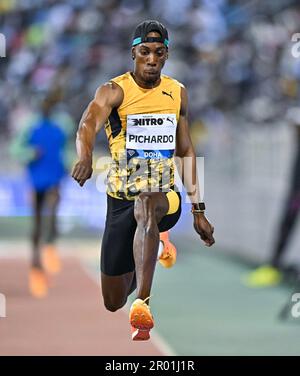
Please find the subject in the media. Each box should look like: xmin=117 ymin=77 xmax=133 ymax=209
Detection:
xmin=72 ymin=82 xmax=123 ymax=186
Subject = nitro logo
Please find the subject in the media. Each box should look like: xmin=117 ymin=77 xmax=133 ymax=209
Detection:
xmin=132 ymin=118 xmax=164 ymax=126
xmin=128 ymin=134 xmax=174 ymax=144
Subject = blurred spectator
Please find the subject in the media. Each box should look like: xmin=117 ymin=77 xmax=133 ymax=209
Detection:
xmin=10 ymin=93 xmax=73 ymax=298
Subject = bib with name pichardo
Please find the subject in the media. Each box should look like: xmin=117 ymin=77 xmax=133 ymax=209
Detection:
xmin=105 ymin=72 xmax=183 ymax=200
xmin=126 ymin=113 xmax=177 ymax=160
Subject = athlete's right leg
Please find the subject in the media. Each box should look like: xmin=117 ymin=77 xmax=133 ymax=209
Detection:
xmin=271 ymin=141 xmax=300 ymax=267
xmin=100 ymin=195 xmax=137 ymax=312
xmin=101 ymin=271 xmax=135 ymax=312
xmin=244 ymin=146 xmax=300 ymax=288
xmin=271 ymin=191 xmax=300 ymax=268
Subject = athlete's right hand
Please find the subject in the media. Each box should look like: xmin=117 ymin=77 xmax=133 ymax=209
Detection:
xmin=71 ymin=159 xmax=93 ymax=187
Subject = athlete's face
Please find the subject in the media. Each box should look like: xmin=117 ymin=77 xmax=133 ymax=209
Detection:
xmin=132 ymin=32 xmax=168 ymax=85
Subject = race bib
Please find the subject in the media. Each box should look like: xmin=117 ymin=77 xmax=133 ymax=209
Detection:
xmin=126 ymin=113 xmax=177 ymax=159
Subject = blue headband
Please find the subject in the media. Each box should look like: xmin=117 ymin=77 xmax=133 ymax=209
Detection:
xmin=132 ymin=37 xmax=169 ymax=47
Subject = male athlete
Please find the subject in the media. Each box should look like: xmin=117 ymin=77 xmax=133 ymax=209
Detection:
xmin=72 ymin=20 xmax=215 ymax=340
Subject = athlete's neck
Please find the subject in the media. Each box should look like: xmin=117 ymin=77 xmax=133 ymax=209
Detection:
xmin=131 ymin=72 xmax=161 ymax=89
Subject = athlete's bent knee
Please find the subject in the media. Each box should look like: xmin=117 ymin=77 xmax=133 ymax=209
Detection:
xmin=103 ymin=298 xmax=126 ymax=312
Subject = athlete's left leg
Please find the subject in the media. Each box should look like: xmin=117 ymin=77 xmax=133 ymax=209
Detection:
xmin=129 ymin=192 xmax=170 ymax=340
xmin=45 ymin=186 xmax=60 ymax=244
xmin=133 ymin=192 xmax=169 ymax=302
xmin=43 ymin=186 xmax=62 ymax=274
xmin=158 ymin=231 xmax=177 ymax=268
xmin=29 ymin=190 xmax=48 ymax=298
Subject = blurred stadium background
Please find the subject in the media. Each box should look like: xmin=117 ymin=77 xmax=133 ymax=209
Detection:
xmin=1 ymin=0 xmax=300 ymax=355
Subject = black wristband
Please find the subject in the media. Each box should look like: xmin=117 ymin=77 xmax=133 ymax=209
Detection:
xmin=192 ymin=202 xmax=206 ymax=211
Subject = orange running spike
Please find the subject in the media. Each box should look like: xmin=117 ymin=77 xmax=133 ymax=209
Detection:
xmin=42 ymin=244 xmax=62 ymax=275
xmin=129 ymin=298 xmax=154 ymax=341
xmin=158 ymin=231 xmax=177 ymax=268
xmin=29 ymin=267 xmax=48 ymax=298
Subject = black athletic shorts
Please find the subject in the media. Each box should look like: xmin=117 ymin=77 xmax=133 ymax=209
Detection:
xmin=101 ymin=192 xmax=181 ymax=276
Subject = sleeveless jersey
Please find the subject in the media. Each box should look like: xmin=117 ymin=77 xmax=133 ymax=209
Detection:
xmin=105 ymin=71 xmax=182 ymax=200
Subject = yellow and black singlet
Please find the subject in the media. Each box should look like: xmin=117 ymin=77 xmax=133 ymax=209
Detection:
xmin=105 ymin=71 xmax=183 ymax=200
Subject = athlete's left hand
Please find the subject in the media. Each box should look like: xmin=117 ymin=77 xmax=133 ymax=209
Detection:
xmin=193 ymin=213 xmax=215 ymax=247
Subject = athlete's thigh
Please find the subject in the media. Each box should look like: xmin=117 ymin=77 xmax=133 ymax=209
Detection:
xmin=135 ymin=191 xmax=169 ymax=223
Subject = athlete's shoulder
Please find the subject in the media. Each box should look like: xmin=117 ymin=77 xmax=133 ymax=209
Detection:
xmin=110 ymin=71 xmax=131 ymax=85
xmin=93 ymin=78 xmax=124 ymax=109
xmin=161 ymin=74 xmax=185 ymax=89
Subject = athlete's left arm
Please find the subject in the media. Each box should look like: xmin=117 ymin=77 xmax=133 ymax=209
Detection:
xmin=175 ymin=86 xmax=215 ymax=247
